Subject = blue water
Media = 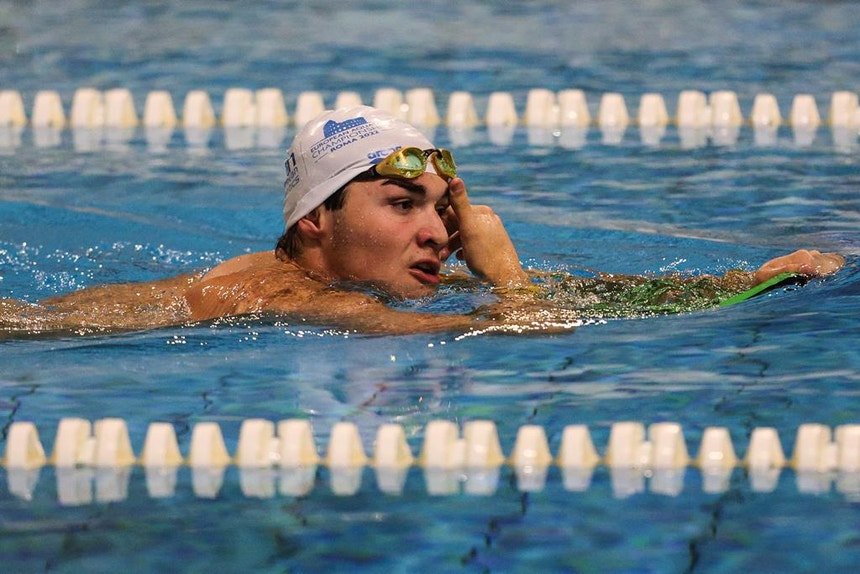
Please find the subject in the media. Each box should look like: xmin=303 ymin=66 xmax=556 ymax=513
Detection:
xmin=1 ymin=1 xmax=859 ymax=572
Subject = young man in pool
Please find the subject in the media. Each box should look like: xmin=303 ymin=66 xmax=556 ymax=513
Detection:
xmin=182 ymin=105 xmax=538 ymax=333
xmin=3 ymin=106 xmax=845 ymax=335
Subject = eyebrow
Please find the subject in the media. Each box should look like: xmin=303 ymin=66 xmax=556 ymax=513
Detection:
xmin=381 ymin=178 xmax=427 ymax=196
xmin=381 ymin=179 xmax=450 ymax=206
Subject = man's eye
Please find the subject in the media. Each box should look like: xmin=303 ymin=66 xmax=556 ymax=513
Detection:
xmin=392 ymin=200 xmax=413 ymax=211
xmin=436 ymin=205 xmax=450 ymax=216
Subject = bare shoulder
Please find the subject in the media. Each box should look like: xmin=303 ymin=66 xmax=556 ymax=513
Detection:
xmin=201 ymin=252 xmax=273 ymax=280
xmin=185 ymin=251 xmax=326 ymax=320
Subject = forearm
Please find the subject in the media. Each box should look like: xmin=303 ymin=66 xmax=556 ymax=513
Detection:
xmin=542 ymin=270 xmax=756 ymax=318
xmin=0 ymin=274 xmax=199 ymax=335
xmin=479 ymin=255 xmax=532 ymax=290
xmin=716 ymin=269 xmax=757 ymax=291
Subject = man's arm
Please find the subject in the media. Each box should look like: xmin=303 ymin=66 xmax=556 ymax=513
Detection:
xmin=17 ymin=273 xmax=199 ymax=333
xmin=441 ymin=178 xmax=844 ymax=293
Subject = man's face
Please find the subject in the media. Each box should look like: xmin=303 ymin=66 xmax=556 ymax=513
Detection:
xmin=319 ymin=172 xmax=452 ymax=298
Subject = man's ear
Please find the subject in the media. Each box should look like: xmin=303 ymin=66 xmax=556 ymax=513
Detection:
xmin=296 ymin=206 xmax=326 ymax=240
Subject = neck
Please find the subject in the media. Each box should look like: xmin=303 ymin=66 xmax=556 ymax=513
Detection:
xmin=281 ymin=247 xmax=333 ymax=284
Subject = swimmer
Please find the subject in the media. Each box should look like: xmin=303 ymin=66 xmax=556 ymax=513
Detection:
xmin=1 ymin=106 xmax=845 ymax=336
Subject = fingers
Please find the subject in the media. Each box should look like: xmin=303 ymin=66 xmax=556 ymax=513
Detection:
xmin=447 ymin=177 xmax=503 ymax=232
xmin=793 ymin=250 xmax=845 ymax=276
xmin=441 ymin=205 xmax=459 ymax=235
xmin=447 ymin=178 xmax=472 ymax=217
xmin=754 ymin=249 xmax=845 ymax=284
xmin=812 ymin=251 xmax=845 ymax=276
xmin=441 ymin=178 xmax=468 ymax=258
xmin=440 ymin=230 xmax=461 ymax=262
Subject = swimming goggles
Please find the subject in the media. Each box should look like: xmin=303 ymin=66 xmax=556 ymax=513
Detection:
xmin=370 ymin=147 xmax=457 ymax=181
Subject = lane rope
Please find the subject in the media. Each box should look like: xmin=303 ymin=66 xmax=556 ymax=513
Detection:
xmin=3 ymin=418 xmax=859 ymax=503
xmin=0 ymin=87 xmax=857 ymax=150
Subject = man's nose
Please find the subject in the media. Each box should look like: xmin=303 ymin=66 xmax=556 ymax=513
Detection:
xmin=418 ymin=209 xmax=449 ymax=251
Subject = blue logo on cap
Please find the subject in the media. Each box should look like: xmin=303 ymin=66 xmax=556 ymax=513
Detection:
xmin=323 ymin=117 xmax=368 ymax=138
xmin=310 ymin=116 xmax=379 ymax=160
xmin=367 ymin=146 xmax=402 ymax=164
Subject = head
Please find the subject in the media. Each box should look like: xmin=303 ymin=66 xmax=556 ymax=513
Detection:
xmin=278 ymin=106 xmax=457 ymax=298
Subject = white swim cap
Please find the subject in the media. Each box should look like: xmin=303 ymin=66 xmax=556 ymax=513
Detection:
xmin=282 ymin=105 xmax=435 ymax=229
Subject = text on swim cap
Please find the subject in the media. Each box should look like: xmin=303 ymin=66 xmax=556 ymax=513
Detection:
xmin=310 ymin=119 xmax=380 ymax=160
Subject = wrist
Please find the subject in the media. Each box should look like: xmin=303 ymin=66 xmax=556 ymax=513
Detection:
xmin=490 ymin=268 xmax=532 ymax=290
xmin=723 ymin=269 xmax=757 ymax=289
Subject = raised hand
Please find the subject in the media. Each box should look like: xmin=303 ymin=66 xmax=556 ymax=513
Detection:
xmin=444 ymin=177 xmax=531 ymax=288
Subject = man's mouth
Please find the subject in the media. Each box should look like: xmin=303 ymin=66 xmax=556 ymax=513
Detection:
xmin=409 ymin=260 xmax=441 ymax=284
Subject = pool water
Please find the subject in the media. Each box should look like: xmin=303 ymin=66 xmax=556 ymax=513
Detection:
xmin=1 ymin=0 xmax=859 ymax=572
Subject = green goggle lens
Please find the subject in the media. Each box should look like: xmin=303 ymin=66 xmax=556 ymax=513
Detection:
xmin=431 ymin=149 xmax=457 ymax=179
xmin=373 ymin=147 xmax=457 ymax=180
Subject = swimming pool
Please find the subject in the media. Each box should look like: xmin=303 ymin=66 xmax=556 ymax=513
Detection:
xmin=1 ymin=0 xmax=859 ymax=571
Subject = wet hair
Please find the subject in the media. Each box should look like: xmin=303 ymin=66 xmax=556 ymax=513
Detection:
xmin=276 ymin=170 xmax=379 ymax=259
